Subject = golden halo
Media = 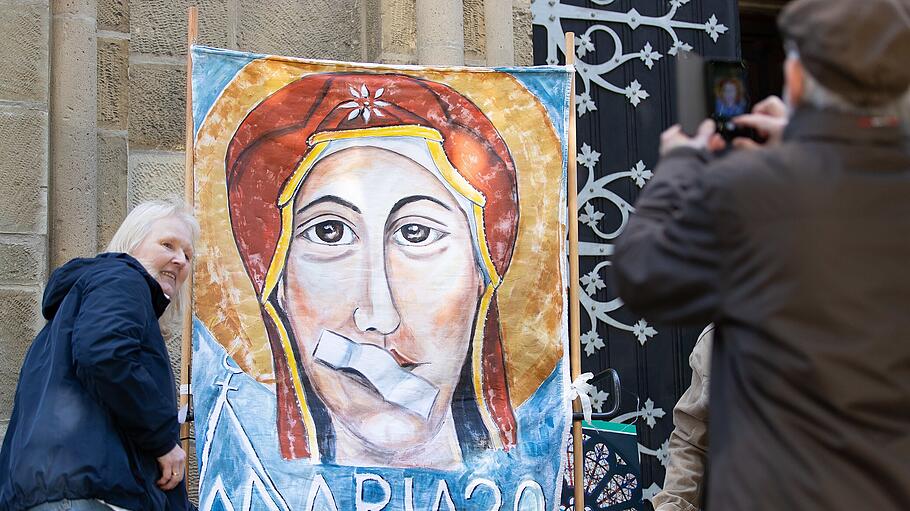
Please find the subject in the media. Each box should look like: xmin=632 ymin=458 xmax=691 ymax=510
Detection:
xmin=193 ymin=55 xmax=567 ymax=407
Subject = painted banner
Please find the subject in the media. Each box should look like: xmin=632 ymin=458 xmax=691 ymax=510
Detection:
xmin=190 ymin=45 xmax=572 ymax=511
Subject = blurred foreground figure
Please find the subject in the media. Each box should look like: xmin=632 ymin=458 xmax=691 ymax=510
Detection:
xmin=651 ymin=326 xmax=713 ymax=511
xmin=613 ymin=0 xmax=910 ymax=509
xmin=0 ymin=201 xmax=198 ymax=511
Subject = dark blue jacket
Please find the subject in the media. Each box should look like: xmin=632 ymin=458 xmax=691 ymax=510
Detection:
xmin=0 ymin=253 xmax=190 ymax=511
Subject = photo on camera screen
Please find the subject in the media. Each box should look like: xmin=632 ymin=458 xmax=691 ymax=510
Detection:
xmin=708 ymin=61 xmax=750 ymax=120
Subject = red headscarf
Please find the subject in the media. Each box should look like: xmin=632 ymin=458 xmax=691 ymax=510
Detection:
xmin=226 ymin=72 xmax=519 ymax=459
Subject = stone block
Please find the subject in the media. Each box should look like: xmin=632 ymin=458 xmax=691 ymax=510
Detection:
xmin=0 ymin=235 xmax=46 ymax=285
xmin=163 ymin=327 xmax=181 ymax=387
xmin=416 ymin=0 xmax=464 ymax=65
xmin=368 ymin=0 xmax=417 ymax=64
xmin=98 ymin=0 xmax=129 ymax=33
xmin=54 ymin=0 xmax=95 ymax=17
xmin=236 ymin=0 xmax=361 ymax=60
xmin=128 ymin=150 xmax=185 ymax=208
xmin=128 ymin=63 xmax=185 ymax=150
xmin=0 ymin=107 xmax=48 ymax=234
xmin=130 ymin=0 xmax=230 ymax=57
xmin=0 ymin=287 xmax=42 ymax=418
xmin=512 ymin=1 xmax=532 ymax=66
xmin=187 ymin=425 xmax=198 ymax=503
xmin=98 ymin=37 xmax=129 ymax=130
xmin=464 ymin=0 xmax=485 ymax=65
xmin=364 ymin=0 xmax=382 ymax=62
xmin=49 ymin=7 xmax=98 ymax=267
xmin=0 ymin=3 xmax=49 ymax=103
xmin=97 ymin=133 xmax=128 ymax=250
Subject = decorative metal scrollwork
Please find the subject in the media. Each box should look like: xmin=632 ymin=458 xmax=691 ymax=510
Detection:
xmin=532 ymin=0 xmax=729 ymax=494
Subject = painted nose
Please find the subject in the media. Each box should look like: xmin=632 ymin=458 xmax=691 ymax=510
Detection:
xmin=353 ymin=245 xmax=401 ymax=336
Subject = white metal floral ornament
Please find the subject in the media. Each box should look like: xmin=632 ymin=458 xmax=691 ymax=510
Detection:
xmin=531 ymin=0 xmax=728 ymax=110
xmin=536 ymin=0 xmax=728 ymax=350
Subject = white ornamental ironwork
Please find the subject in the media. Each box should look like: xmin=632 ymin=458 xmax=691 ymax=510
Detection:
xmin=533 ymin=0 xmax=729 ymax=351
xmin=532 ymin=0 xmax=729 ymax=493
xmin=532 ymin=0 xmax=728 ymax=110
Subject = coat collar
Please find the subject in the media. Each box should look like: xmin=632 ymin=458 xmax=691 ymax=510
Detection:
xmin=99 ymin=252 xmax=172 ymax=318
xmin=783 ymin=107 xmax=908 ymax=146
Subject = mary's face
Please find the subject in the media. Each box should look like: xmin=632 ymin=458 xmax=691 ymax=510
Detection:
xmin=281 ymin=145 xmax=483 ymax=454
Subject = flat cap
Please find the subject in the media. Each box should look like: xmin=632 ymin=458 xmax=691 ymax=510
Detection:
xmin=779 ymin=0 xmax=910 ymax=106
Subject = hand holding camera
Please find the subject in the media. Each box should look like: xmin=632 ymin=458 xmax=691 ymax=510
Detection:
xmin=670 ymin=53 xmax=788 ymax=155
xmin=729 ymin=95 xmax=788 ymax=150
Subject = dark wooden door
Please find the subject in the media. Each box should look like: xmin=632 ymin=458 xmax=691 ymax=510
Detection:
xmin=532 ymin=0 xmax=741 ymax=506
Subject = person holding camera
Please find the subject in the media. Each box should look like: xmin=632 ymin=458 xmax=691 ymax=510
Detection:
xmin=614 ymin=0 xmax=910 ymax=509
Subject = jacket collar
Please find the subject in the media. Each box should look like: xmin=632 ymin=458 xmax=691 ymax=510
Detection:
xmin=98 ymin=252 xmax=171 ymax=318
xmin=783 ymin=107 xmax=908 ymax=146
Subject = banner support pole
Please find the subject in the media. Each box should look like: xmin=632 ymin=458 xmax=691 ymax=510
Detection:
xmin=180 ymin=5 xmax=198 ymax=476
xmin=564 ymin=31 xmax=586 ymax=511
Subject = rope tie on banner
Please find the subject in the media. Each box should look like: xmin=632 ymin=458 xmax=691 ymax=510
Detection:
xmin=568 ymin=372 xmax=596 ymax=423
xmin=178 ymin=384 xmax=191 ymax=424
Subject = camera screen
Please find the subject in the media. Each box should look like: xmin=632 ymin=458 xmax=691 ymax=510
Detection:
xmin=707 ymin=61 xmax=750 ymax=120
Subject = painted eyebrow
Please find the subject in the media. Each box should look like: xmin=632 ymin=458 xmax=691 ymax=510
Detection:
xmin=389 ymin=195 xmax=452 ymax=216
xmin=295 ymin=195 xmax=362 ymax=216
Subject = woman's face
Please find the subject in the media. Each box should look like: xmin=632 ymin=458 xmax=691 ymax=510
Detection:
xmin=132 ymin=216 xmax=194 ymax=299
xmin=281 ymin=146 xmax=483 ymax=453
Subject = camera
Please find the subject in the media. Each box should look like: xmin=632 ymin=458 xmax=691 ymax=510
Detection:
xmin=676 ymin=54 xmax=764 ymax=143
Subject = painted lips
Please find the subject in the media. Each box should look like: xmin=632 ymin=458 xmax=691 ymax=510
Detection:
xmin=389 ymin=348 xmax=421 ymax=369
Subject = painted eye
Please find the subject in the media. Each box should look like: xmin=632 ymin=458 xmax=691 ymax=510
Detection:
xmin=302 ymin=220 xmax=357 ymax=245
xmin=393 ymin=223 xmax=446 ymax=246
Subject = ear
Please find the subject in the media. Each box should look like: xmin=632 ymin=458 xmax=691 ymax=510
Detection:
xmin=784 ymin=57 xmax=805 ymax=108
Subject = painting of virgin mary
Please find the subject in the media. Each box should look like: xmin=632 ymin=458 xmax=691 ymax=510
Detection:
xmin=224 ymin=72 xmax=521 ymax=469
xmin=190 ymin=47 xmax=571 ymax=510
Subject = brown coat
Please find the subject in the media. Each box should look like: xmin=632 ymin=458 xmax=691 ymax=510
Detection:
xmin=651 ymin=326 xmax=713 ymax=511
xmin=614 ymin=108 xmax=910 ymax=510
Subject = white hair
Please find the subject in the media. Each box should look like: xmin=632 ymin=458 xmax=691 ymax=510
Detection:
xmin=106 ymin=198 xmax=200 ymax=333
xmin=786 ymin=44 xmax=907 ymax=118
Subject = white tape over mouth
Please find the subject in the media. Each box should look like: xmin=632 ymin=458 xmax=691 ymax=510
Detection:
xmin=313 ymin=330 xmax=439 ymax=420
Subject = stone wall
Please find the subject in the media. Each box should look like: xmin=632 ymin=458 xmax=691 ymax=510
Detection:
xmin=0 ymin=0 xmax=531 ymax=493
xmin=0 ymin=0 xmax=49 ymax=437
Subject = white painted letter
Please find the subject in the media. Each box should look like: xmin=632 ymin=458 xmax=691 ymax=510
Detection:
xmin=465 ymin=478 xmax=501 ymax=511
xmin=355 ymin=473 xmax=392 ymax=511
xmin=404 ymin=477 xmax=416 ymax=511
xmin=431 ymin=479 xmax=457 ymax=511
xmin=304 ymin=473 xmax=339 ymax=511
xmin=513 ymin=480 xmax=545 ymax=511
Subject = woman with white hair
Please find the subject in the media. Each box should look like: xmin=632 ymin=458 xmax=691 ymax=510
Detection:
xmin=0 ymin=200 xmax=198 ymax=511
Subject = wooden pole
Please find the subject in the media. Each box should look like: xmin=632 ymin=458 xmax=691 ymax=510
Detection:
xmin=180 ymin=5 xmax=198 ymax=471
xmin=564 ymin=31 xmax=585 ymax=511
